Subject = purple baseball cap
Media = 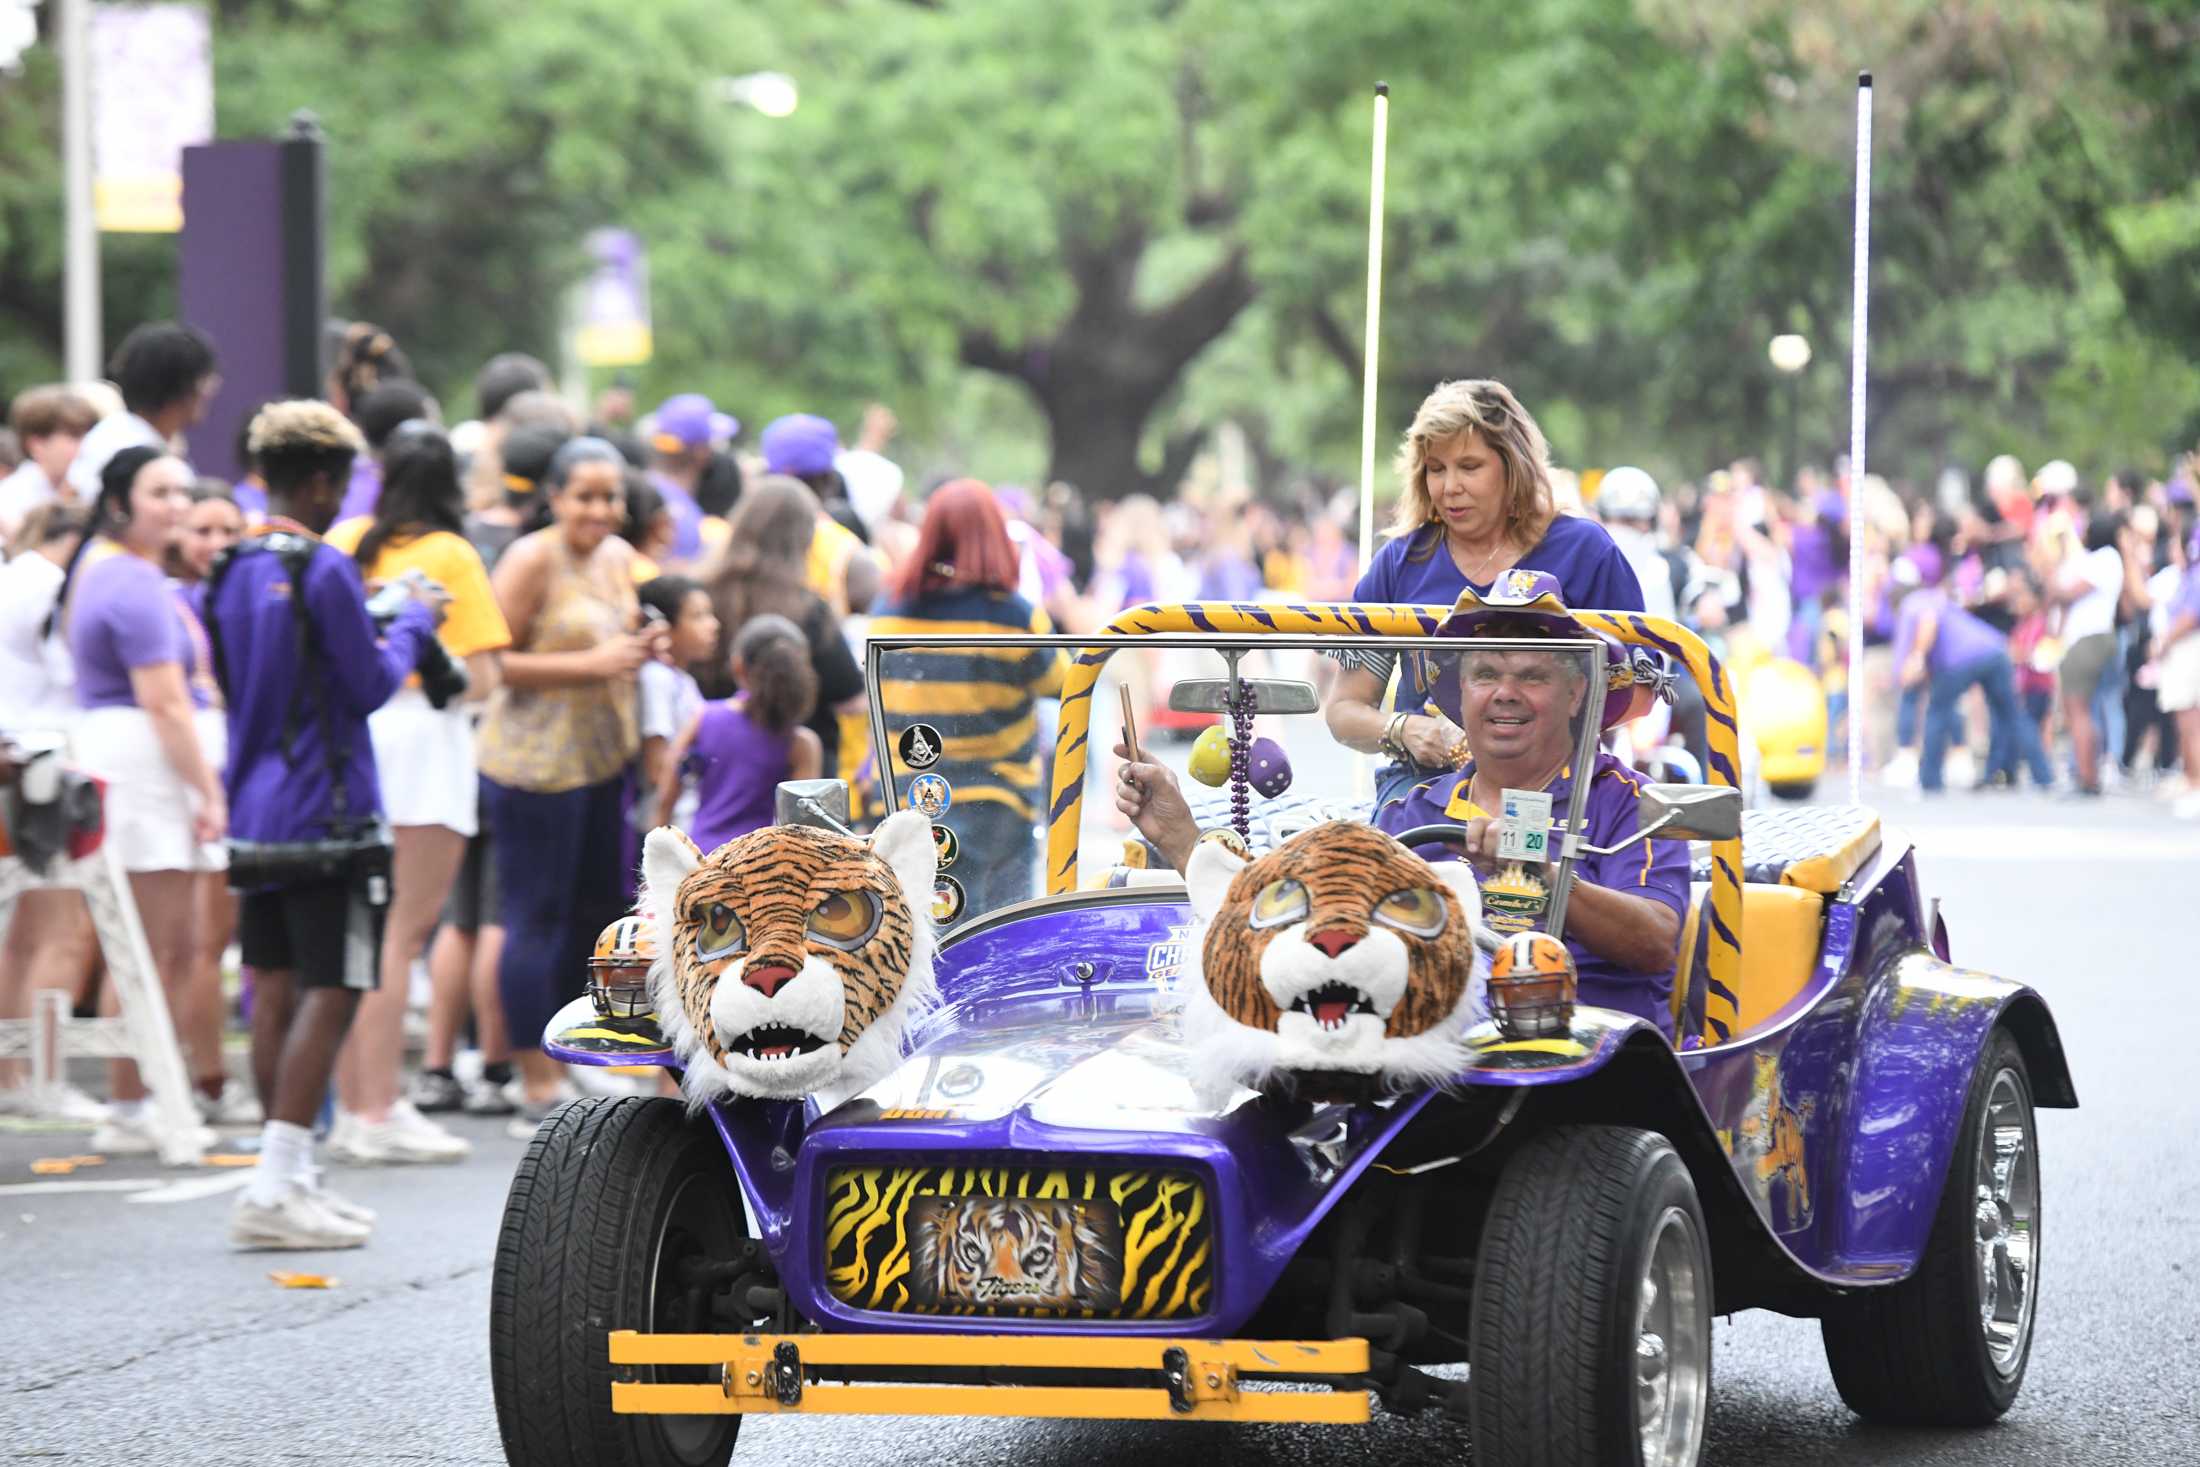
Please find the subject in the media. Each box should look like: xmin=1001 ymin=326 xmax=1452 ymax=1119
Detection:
xmin=651 ymin=393 xmax=737 ymax=454
xmin=761 ymin=413 xmax=841 ymax=477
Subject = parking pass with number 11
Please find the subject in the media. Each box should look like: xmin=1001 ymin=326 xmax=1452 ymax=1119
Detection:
xmin=1497 ymin=789 xmax=1553 ymax=864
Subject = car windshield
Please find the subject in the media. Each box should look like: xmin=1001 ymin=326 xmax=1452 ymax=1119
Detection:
xmin=861 ymin=631 xmax=1607 ymax=932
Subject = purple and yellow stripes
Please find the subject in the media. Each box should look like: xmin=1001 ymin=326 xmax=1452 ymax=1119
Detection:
xmin=1574 ymin=611 xmax=1742 ymax=1041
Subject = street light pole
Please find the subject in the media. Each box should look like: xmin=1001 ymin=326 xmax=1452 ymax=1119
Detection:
xmin=61 ymin=0 xmax=100 ymax=382
xmin=1785 ymin=373 xmax=1798 ymax=492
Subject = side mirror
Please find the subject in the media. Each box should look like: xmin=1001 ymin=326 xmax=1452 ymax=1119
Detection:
xmin=1167 ymin=678 xmax=1320 ymax=715
xmin=1640 ymin=783 xmax=1742 ymax=842
xmin=776 ymin=778 xmax=853 ymax=834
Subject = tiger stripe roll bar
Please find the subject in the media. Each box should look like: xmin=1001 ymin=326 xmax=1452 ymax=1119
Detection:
xmin=609 ymin=1331 xmax=1372 ymax=1422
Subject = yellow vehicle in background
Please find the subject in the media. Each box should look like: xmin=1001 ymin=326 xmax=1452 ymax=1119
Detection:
xmin=1724 ymin=630 xmax=1830 ymax=802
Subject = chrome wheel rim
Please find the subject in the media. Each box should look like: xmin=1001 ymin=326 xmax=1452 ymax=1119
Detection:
xmin=1974 ymin=1066 xmax=2037 ymax=1376
xmin=1636 ymin=1206 xmax=1709 ymax=1467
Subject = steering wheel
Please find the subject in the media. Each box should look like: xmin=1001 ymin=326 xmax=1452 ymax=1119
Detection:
xmin=1391 ymin=823 xmax=1475 ymax=852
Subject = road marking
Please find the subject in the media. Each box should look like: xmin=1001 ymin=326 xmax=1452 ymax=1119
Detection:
xmin=0 ymin=1178 xmax=160 ymax=1197
xmin=126 ymin=1171 xmax=253 ymax=1205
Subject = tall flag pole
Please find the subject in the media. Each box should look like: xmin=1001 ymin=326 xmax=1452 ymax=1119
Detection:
xmin=1357 ymin=83 xmax=1390 ymax=574
xmin=1847 ymin=72 xmax=1874 ymax=804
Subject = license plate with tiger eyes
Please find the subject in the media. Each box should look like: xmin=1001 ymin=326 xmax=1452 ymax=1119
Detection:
xmin=906 ymin=1196 xmax=1127 ymax=1311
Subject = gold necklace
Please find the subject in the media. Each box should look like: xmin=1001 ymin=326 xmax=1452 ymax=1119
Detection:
xmin=1449 ymin=528 xmax=1512 ymax=585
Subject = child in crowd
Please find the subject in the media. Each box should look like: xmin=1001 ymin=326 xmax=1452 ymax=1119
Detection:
xmin=655 ymin=613 xmax=820 ymax=853
xmin=635 ymin=574 xmax=719 ymax=836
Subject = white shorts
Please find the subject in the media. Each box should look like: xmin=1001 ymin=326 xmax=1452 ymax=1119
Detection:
xmin=69 ymin=704 xmax=227 ymax=874
xmin=2159 ymin=635 xmax=2200 ymax=713
xmin=368 ymin=687 xmax=480 ymax=835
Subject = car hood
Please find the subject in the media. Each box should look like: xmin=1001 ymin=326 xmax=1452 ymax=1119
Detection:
xmin=825 ymin=997 xmax=1258 ymax=1136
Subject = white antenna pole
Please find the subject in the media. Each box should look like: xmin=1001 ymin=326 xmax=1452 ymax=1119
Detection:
xmin=1846 ymin=72 xmax=1873 ymax=804
xmin=1357 ymin=83 xmax=1390 ymax=574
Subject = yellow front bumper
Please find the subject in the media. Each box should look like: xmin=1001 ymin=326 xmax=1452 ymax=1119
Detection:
xmin=609 ymin=1331 xmax=1371 ymax=1423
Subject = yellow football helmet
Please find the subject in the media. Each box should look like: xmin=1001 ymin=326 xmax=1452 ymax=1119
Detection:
xmin=587 ymin=914 xmax=657 ymax=1018
xmin=1488 ymin=930 xmax=1578 ymax=1039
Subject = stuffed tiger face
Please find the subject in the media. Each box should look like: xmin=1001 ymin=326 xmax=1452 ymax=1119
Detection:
xmin=642 ymin=810 xmax=938 ymax=1104
xmin=908 ymin=1197 xmax=1124 ymax=1310
xmin=1178 ymin=821 xmax=1489 ymax=1090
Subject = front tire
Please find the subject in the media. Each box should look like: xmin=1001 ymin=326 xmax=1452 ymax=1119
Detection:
xmin=1820 ymin=1028 xmax=2040 ymax=1424
xmin=491 ymin=1096 xmax=747 ymax=1467
xmin=1469 ymin=1126 xmax=1712 ymax=1467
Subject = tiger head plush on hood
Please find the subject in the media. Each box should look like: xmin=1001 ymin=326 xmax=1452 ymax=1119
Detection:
xmin=1176 ymin=821 xmax=1490 ymax=1093
xmin=642 ymin=810 xmax=939 ymax=1105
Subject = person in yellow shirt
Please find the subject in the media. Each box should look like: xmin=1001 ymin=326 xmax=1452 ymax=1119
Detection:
xmin=322 ymin=423 xmax=510 ymax=1164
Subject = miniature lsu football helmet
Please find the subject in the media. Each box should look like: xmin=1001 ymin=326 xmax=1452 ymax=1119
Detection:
xmin=1487 ymin=930 xmax=1578 ymax=1039
xmin=588 ymin=914 xmax=657 ymax=1019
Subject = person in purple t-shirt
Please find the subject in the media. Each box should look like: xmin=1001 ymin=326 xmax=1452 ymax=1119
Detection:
xmin=51 ymin=443 xmax=229 ymax=1155
xmin=659 ymin=613 xmax=822 ymax=851
xmin=1323 ymin=380 xmax=1645 ymax=807
xmin=646 ymin=393 xmax=729 ymax=568
xmin=1893 ymin=569 xmax=2052 ymax=793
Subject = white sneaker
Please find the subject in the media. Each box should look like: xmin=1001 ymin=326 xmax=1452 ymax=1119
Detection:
xmin=196 ymin=1083 xmax=263 ymax=1129
xmin=303 ymin=1171 xmax=377 ymax=1226
xmin=229 ymin=1184 xmax=371 ymax=1250
xmin=329 ymin=1101 xmax=471 ymax=1165
xmin=89 ymin=1105 xmax=162 ymax=1156
xmin=1881 ymin=750 xmax=1918 ymax=790
xmin=0 ymin=1082 xmax=110 ymax=1122
xmin=39 ymin=1083 xmax=116 ymax=1123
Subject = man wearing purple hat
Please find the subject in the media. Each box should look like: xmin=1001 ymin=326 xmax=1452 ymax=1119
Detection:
xmin=762 ymin=413 xmax=880 ymax=616
xmin=1114 ymin=574 xmax=1687 ymax=1036
xmin=647 ymin=393 xmax=735 ymax=568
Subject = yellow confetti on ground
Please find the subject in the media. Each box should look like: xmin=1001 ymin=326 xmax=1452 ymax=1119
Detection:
xmin=268 ymin=1272 xmax=337 ymax=1289
xmin=29 ymin=1159 xmax=76 ymax=1175
xmin=201 ymin=1154 xmax=258 ymax=1167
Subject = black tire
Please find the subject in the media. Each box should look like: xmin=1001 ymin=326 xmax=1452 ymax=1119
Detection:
xmin=491 ymin=1096 xmax=748 ymax=1467
xmin=1469 ymin=1126 xmax=1713 ymax=1467
xmin=1821 ymin=1028 xmax=2039 ymax=1424
xmin=1767 ymin=779 xmax=1816 ymax=802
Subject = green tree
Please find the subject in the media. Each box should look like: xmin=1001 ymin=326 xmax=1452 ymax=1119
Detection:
xmin=3 ymin=0 xmax=2193 ymax=492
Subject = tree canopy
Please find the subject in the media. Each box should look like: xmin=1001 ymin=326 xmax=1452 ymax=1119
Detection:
xmin=1 ymin=0 xmax=2193 ymax=495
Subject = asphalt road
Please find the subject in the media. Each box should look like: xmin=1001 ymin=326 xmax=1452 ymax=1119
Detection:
xmin=4 ymin=785 xmax=2196 ymax=1465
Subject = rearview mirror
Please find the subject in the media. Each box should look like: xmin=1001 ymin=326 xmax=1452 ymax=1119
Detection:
xmin=776 ymin=778 xmax=853 ymax=834
xmin=1640 ymin=783 xmax=1742 ymax=842
xmin=1167 ymin=678 xmax=1320 ymax=715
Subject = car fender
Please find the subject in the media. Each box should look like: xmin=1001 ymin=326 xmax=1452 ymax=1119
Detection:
xmin=1824 ymin=948 xmax=2075 ymax=1279
xmin=541 ymin=992 xmax=678 ymax=1068
xmin=1386 ymin=1021 xmax=1839 ymax=1317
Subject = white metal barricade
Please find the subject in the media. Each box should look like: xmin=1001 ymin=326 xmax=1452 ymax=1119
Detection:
xmin=0 ymin=819 xmax=213 ymax=1166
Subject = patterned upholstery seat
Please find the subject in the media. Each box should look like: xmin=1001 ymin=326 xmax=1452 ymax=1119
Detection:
xmin=1690 ymin=804 xmax=1881 ymax=894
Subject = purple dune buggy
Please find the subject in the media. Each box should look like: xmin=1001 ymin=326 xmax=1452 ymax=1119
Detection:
xmin=488 ymin=607 xmax=2075 ymax=1467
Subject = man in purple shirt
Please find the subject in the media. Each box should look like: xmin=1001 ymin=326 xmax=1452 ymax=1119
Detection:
xmin=203 ymin=400 xmax=440 ymax=1252
xmin=645 ymin=393 xmax=727 ymax=567
xmin=1118 ymin=628 xmax=1687 ymax=1036
xmin=1893 ymin=580 xmax=2050 ymax=791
